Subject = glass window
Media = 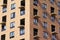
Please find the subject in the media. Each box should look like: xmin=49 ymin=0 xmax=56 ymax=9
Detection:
xmin=52 ymin=34 xmax=56 ymax=40
xmin=2 ymin=16 xmax=6 ymax=22
xmin=10 ymin=22 xmax=15 ymax=28
xmin=42 ymin=3 xmax=47 ymax=10
xmin=2 ymin=23 xmax=6 ymax=31
xmin=51 ymin=16 xmax=55 ymax=22
xmin=43 ymin=12 xmax=47 ymax=18
xmin=58 ymin=10 xmax=60 ymax=15
xmin=2 ymin=5 xmax=7 ymax=13
xmin=50 ymin=0 xmax=55 ymax=4
xmin=10 ymin=31 xmax=14 ymax=38
xmin=43 ymin=32 xmax=48 ymax=39
xmin=20 ymin=7 xmax=25 ymax=15
xmin=33 ymin=0 xmax=38 ymax=6
xmin=57 ymin=2 xmax=60 ymax=7
xmin=11 ymin=12 xmax=15 ymax=19
xmin=33 ymin=18 xmax=38 ymax=25
xmin=20 ymin=27 xmax=25 ymax=35
xmin=43 ymin=22 xmax=47 ymax=29
xmin=11 ymin=3 xmax=16 ymax=10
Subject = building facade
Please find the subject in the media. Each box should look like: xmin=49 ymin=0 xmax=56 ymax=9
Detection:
xmin=0 ymin=0 xmax=60 ymax=40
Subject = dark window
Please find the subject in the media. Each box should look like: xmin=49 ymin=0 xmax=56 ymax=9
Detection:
xmin=51 ymin=16 xmax=55 ymax=22
xmin=33 ymin=9 xmax=38 ymax=15
xmin=3 ymin=0 xmax=7 ymax=4
xmin=51 ymin=7 xmax=54 ymax=13
xmin=20 ymin=27 xmax=25 ymax=35
xmin=1 ymin=34 xmax=5 ymax=40
xmin=33 ymin=28 xmax=38 ymax=36
xmin=21 ymin=0 xmax=25 ymax=6
xmin=10 ymin=22 xmax=15 ymax=28
xmin=2 ymin=16 xmax=6 ymax=22
xmin=20 ymin=19 xmax=25 ymax=25
xmin=33 ymin=18 xmax=38 ymax=25
xmin=43 ymin=22 xmax=47 ymax=29
xmin=43 ymin=32 xmax=48 ymax=39
xmin=2 ymin=23 xmax=6 ymax=31
xmin=43 ymin=12 xmax=47 ymax=18
xmin=51 ymin=25 xmax=55 ymax=32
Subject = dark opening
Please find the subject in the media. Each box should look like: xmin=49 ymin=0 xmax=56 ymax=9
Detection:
xmin=33 ymin=9 xmax=38 ymax=15
xmin=34 ymin=28 xmax=38 ymax=36
xmin=3 ymin=0 xmax=7 ymax=4
xmin=2 ymin=16 xmax=6 ymax=22
xmin=21 ymin=0 xmax=25 ymax=6
xmin=51 ymin=25 xmax=55 ymax=32
xmin=20 ymin=19 xmax=25 ymax=25
xmin=51 ymin=7 xmax=54 ymax=13
xmin=2 ymin=23 xmax=6 ymax=31
xmin=1 ymin=34 xmax=5 ymax=40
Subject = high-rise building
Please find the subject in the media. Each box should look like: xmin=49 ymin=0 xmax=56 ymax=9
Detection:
xmin=0 ymin=0 xmax=60 ymax=40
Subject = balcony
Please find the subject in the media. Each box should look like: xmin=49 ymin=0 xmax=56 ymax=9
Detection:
xmin=51 ymin=13 xmax=56 ymax=16
xmin=34 ymin=15 xmax=40 ymax=19
xmin=18 ymin=18 xmax=25 ymax=28
xmin=0 ymin=22 xmax=6 ymax=24
xmin=52 ymin=32 xmax=58 ymax=35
